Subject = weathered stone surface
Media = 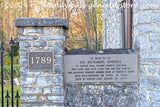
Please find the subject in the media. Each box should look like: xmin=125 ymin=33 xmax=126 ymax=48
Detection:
xmin=37 ymin=96 xmax=47 ymax=102
xmin=36 ymin=76 xmax=53 ymax=87
xmin=21 ymin=95 xmax=37 ymax=102
xmin=33 ymin=42 xmax=47 ymax=47
xmin=151 ymin=102 xmax=160 ymax=107
xmin=155 ymin=14 xmax=160 ymax=24
xmin=140 ymin=53 xmax=160 ymax=62
xmin=19 ymin=49 xmax=29 ymax=56
xmin=44 ymin=88 xmax=51 ymax=95
xmin=54 ymin=41 xmax=64 ymax=47
xmin=151 ymin=91 xmax=160 ymax=101
xmin=48 ymin=96 xmax=64 ymax=103
xmin=149 ymin=35 xmax=160 ymax=42
xmin=51 ymin=88 xmax=63 ymax=95
xmin=55 ymin=75 xmax=63 ymax=87
xmin=137 ymin=25 xmax=160 ymax=35
xmin=19 ymin=36 xmax=38 ymax=41
xmin=148 ymin=65 xmax=157 ymax=74
xmin=15 ymin=17 xmax=69 ymax=29
xmin=19 ymin=42 xmax=31 ymax=48
xmin=54 ymin=65 xmax=63 ymax=74
xmin=48 ymin=48 xmax=63 ymax=55
xmin=40 ymin=35 xmax=65 ymax=41
xmin=48 ymin=42 xmax=53 ymax=47
xmin=66 ymin=84 xmax=138 ymax=107
xmin=138 ymin=11 xmax=153 ymax=24
xmin=21 ymin=77 xmax=34 ymax=86
xmin=54 ymin=56 xmax=63 ymax=65
xmin=140 ymin=76 xmax=160 ymax=89
xmin=21 ymin=104 xmax=64 ymax=107
xmin=26 ymin=28 xmax=43 ymax=34
xmin=135 ymin=36 xmax=150 ymax=51
xmin=151 ymin=42 xmax=160 ymax=52
xmin=20 ymin=57 xmax=28 ymax=65
xmin=18 ymin=28 xmax=24 ymax=35
xmin=21 ymin=88 xmax=42 ymax=94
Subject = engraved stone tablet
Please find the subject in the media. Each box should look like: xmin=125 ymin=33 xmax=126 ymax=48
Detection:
xmin=28 ymin=52 xmax=53 ymax=70
xmin=64 ymin=52 xmax=138 ymax=84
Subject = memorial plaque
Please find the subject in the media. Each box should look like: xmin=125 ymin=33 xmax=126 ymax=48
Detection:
xmin=64 ymin=54 xmax=138 ymax=84
xmin=28 ymin=52 xmax=54 ymax=70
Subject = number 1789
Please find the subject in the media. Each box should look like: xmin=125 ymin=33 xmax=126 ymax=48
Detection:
xmin=31 ymin=57 xmax=52 ymax=64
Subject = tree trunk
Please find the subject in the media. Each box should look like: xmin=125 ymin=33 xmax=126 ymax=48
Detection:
xmin=84 ymin=0 xmax=93 ymax=49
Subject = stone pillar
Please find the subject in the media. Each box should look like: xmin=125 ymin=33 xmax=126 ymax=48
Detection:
xmin=15 ymin=18 xmax=68 ymax=106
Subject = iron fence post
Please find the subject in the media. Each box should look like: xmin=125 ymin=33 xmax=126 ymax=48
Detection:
xmin=10 ymin=37 xmax=14 ymax=107
xmin=1 ymin=43 xmax=4 ymax=107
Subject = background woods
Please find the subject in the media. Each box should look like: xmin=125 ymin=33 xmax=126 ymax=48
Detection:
xmin=0 ymin=0 xmax=102 ymax=52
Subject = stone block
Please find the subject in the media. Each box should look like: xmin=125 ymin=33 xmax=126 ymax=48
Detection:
xmin=140 ymin=53 xmax=160 ymax=63
xmin=140 ymin=76 xmax=160 ymax=89
xmin=135 ymin=36 xmax=150 ymax=51
xmin=55 ymin=75 xmax=63 ymax=87
xmin=149 ymin=35 xmax=160 ymax=42
xmin=151 ymin=91 xmax=160 ymax=101
xmin=19 ymin=42 xmax=31 ymax=48
xmin=19 ymin=49 xmax=29 ymax=56
xmin=155 ymin=14 xmax=160 ymax=24
xmin=21 ymin=103 xmax=64 ymax=107
xmin=151 ymin=102 xmax=160 ymax=107
xmin=137 ymin=25 xmax=160 ymax=35
xmin=18 ymin=28 xmax=24 ymax=35
xmin=44 ymin=88 xmax=51 ymax=94
xmin=40 ymin=36 xmax=65 ymax=41
xmin=138 ymin=11 xmax=153 ymax=24
xmin=139 ymin=89 xmax=148 ymax=101
xmin=158 ymin=68 xmax=160 ymax=76
xmin=21 ymin=95 xmax=36 ymax=102
xmin=48 ymin=96 xmax=64 ymax=103
xmin=15 ymin=18 xmax=69 ymax=29
xmin=48 ymin=42 xmax=53 ymax=47
xmin=36 ymin=76 xmax=53 ymax=87
xmin=51 ymin=88 xmax=63 ymax=95
xmin=20 ymin=66 xmax=45 ymax=76
xmin=54 ymin=41 xmax=64 ymax=47
xmin=21 ymin=76 xmax=34 ymax=86
xmin=19 ymin=36 xmax=38 ymax=41
xmin=148 ymin=65 xmax=157 ymax=74
xmin=38 ymin=96 xmax=47 ymax=102
xmin=54 ymin=56 xmax=63 ymax=65
xmin=151 ymin=42 xmax=160 ymax=52
xmin=140 ymin=65 xmax=148 ymax=74
xmin=33 ymin=42 xmax=47 ymax=47
xmin=21 ymin=88 xmax=42 ymax=94
xmin=54 ymin=65 xmax=63 ymax=74
xmin=20 ymin=57 xmax=28 ymax=65
xmin=48 ymin=48 xmax=63 ymax=55
xmin=26 ymin=28 xmax=43 ymax=34
xmin=44 ymin=28 xmax=59 ymax=34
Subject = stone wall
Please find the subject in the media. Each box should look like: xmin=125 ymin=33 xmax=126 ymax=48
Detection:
xmin=102 ymin=0 xmax=123 ymax=49
xmin=65 ymin=49 xmax=138 ymax=107
xmin=103 ymin=0 xmax=160 ymax=107
xmin=15 ymin=18 xmax=68 ymax=106
xmin=132 ymin=0 xmax=160 ymax=106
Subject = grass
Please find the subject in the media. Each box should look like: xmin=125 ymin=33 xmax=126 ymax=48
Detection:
xmin=0 ymin=84 xmax=21 ymax=107
xmin=0 ymin=65 xmax=20 ymax=81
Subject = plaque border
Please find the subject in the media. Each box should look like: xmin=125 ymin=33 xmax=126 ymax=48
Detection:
xmin=28 ymin=51 xmax=54 ymax=71
xmin=64 ymin=54 xmax=140 ymax=85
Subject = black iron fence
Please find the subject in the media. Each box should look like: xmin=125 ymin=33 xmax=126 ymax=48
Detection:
xmin=1 ymin=38 xmax=20 ymax=107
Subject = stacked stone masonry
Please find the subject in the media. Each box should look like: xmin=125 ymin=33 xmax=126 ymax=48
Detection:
xmin=103 ymin=0 xmax=160 ymax=107
xmin=16 ymin=18 xmax=68 ymax=107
